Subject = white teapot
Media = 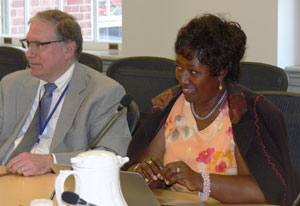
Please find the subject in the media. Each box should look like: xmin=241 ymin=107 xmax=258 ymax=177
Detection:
xmin=55 ymin=150 xmax=129 ymax=206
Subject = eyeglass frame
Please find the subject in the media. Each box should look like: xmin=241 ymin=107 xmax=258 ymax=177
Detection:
xmin=19 ymin=39 xmax=64 ymax=50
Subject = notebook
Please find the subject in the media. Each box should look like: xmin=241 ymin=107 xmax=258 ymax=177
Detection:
xmin=120 ymin=171 xmax=161 ymax=206
xmin=51 ymin=164 xmax=161 ymax=206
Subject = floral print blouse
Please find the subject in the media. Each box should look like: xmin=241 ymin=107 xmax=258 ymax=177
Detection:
xmin=163 ymin=94 xmax=237 ymax=175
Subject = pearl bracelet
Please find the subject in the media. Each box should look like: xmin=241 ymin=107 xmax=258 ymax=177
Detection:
xmin=198 ymin=169 xmax=211 ymax=201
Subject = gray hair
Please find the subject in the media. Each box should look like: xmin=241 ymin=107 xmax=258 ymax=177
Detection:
xmin=29 ymin=9 xmax=83 ymax=59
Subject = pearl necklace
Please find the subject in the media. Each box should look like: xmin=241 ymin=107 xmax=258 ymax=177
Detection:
xmin=191 ymin=90 xmax=227 ymax=120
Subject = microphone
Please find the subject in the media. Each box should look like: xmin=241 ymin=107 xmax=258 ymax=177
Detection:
xmin=62 ymin=191 xmax=98 ymax=206
xmin=90 ymin=94 xmax=132 ymax=149
xmin=117 ymin=94 xmax=132 ymax=111
xmin=292 ymin=192 xmax=300 ymax=206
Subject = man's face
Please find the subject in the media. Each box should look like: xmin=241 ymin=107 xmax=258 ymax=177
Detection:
xmin=25 ymin=20 xmax=71 ymax=82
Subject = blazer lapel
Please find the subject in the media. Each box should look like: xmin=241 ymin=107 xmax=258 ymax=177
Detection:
xmin=17 ymin=76 xmax=40 ymax=121
xmin=50 ymin=63 xmax=87 ymax=151
xmin=0 ymin=75 xmax=39 ymax=162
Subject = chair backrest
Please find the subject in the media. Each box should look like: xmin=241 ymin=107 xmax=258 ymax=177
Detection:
xmin=78 ymin=52 xmax=103 ymax=73
xmin=239 ymin=62 xmax=289 ymax=91
xmin=106 ymin=56 xmax=177 ymax=113
xmin=127 ymin=99 xmax=140 ymax=135
xmin=0 ymin=46 xmax=27 ymax=80
xmin=258 ymin=91 xmax=300 ymax=176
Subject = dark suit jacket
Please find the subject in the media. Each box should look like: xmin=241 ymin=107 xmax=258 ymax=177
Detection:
xmin=0 ymin=62 xmax=131 ymax=164
xmin=126 ymin=82 xmax=300 ymax=206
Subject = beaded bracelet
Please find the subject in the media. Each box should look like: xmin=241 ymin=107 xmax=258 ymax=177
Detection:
xmin=198 ymin=169 xmax=211 ymax=201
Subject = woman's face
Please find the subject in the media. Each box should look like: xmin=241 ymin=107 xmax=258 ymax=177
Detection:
xmin=176 ymin=55 xmax=221 ymax=104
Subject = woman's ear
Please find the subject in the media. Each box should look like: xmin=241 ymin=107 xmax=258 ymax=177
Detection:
xmin=217 ymin=69 xmax=228 ymax=91
xmin=219 ymin=69 xmax=228 ymax=81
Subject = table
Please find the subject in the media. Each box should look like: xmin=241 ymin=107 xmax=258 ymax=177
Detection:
xmin=0 ymin=166 xmax=73 ymax=206
xmin=0 ymin=166 xmax=275 ymax=206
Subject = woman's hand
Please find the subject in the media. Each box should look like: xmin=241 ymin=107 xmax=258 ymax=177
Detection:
xmin=131 ymin=156 xmax=165 ymax=188
xmin=162 ymin=161 xmax=203 ymax=191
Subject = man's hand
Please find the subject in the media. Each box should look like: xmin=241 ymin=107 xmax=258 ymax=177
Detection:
xmin=5 ymin=152 xmax=54 ymax=176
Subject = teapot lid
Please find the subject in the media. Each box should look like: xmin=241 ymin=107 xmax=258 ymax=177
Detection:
xmin=71 ymin=150 xmax=126 ymax=169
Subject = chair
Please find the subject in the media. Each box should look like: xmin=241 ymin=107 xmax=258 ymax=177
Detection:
xmin=258 ymin=91 xmax=300 ymax=176
xmin=78 ymin=52 xmax=103 ymax=73
xmin=238 ymin=62 xmax=289 ymax=91
xmin=127 ymin=99 xmax=140 ymax=135
xmin=106 ymin=56 xmax=177 ymax=113
xmin=0 ymin=46 xmax=28 ymax=80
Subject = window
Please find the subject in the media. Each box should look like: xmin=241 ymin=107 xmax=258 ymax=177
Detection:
xmin=98 ymin=0 xmax=122 ymax=41
xmin=0 ymin=0 xmax=122 ymax=43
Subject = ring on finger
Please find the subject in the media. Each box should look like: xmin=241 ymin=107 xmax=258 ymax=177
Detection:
xmin=133 ymin=163 xmax=141 ymax=172
xmin=176 ymin=167 xmax=180 ymax=174
xmin=20 ymin=167 xmax=25 ymax=172
xmin=146 ymin=160 xmax=153 ymax=165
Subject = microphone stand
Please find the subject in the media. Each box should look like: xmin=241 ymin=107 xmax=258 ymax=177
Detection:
xmin=90 ymin=108 xmax=126 ymax=149
xmin=292 ymin=192 xmax=300 ymax=206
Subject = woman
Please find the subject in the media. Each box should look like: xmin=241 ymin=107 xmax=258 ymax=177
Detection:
xmin=126 ymin=14 xmax=300 ymax=205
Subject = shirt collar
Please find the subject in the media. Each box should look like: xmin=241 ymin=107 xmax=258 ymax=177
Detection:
xmin=39 ymin=63 xmax=75 ymax=92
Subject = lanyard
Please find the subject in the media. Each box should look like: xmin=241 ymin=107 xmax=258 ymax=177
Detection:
xmin=37 ymin=83 xmax=69 ymax=143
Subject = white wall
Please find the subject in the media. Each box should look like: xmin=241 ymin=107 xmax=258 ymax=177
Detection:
xmin=278 ymin=0 xmax=300 ymax=68
xmin=292 ymin=0 xmax=300 ymax=66
xmin=123 ymin=0 xmax=278 ymax=65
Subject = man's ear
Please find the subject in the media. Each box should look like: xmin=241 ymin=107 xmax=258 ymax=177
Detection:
xmin=63 ymin=41 xmax=77 ymax=60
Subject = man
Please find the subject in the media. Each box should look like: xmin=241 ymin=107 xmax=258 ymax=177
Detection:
xmin=0 ymin=10 xmax=131 ymax=176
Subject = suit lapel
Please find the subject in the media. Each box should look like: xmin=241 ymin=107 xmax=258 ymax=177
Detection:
xmin=0 ymin=75 xmax=39 ymax=162
xmin=17 ymin=76 xmax=40 ymax=121
xmin=50 ymin=63 xmax=87 ymax=151
xmin=15 ymin=76 xmax=39 ymax=138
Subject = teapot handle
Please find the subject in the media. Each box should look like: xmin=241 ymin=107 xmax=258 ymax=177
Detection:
xmin=55 ymin=170 xmax=77 ymax=206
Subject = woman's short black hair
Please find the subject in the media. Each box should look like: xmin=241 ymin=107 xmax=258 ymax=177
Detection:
xmin=175 ymin=14 xmax=246 ymax=81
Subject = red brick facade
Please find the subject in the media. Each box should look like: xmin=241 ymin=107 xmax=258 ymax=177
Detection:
xmin=10 ymin=0 xmax=93 ymax=40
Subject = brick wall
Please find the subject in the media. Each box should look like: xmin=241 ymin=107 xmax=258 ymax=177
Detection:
xmin=64 ymin=0 xmax=92 ymax=40
xmin=10 ymin=0 xmax=93 ymax=40
xmin=10 ymin=0 xmax=25 ymax=35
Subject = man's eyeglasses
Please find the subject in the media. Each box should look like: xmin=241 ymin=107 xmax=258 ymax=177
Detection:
xmin=19 ymin=39 xmax=64 ymax=50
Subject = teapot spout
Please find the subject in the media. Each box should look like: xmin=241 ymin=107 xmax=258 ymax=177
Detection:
xmin=118 ymin=156 xmax=129 ymax=166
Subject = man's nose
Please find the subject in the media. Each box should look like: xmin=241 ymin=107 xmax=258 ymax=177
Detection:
xmin=25 ymin=46 xmax=35 ymax=58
